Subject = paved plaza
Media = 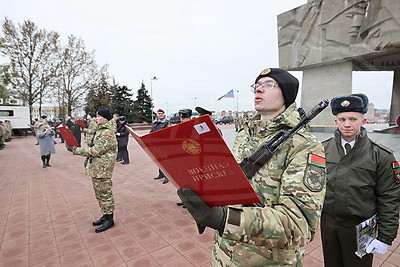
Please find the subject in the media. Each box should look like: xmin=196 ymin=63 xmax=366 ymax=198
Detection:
xmin=0 ymin=124 xmax=399 ymax=266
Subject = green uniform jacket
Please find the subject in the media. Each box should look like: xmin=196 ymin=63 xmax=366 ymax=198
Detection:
xmin=322 ymin=128 xmax=400 ymax=245
xmin=73 ymin=120 xmax=117 ymax=178
xmin=211 ymin=104 xmax=327 ymax=266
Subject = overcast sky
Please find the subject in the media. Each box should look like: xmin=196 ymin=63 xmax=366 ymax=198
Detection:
xmin=0 ymin=0 xmax=394 ymax=115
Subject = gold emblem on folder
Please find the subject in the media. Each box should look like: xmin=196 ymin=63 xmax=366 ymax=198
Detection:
xmin=182 ymin=139 xmax=201 ymax=155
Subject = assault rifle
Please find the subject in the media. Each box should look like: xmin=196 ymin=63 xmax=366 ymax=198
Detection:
xmin=239 ymin=99 xmax=329 ymax=181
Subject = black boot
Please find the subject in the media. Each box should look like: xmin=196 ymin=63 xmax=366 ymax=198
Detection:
xmin=154 ymin=169 xmax=165 ymax=180
xmin=92 ymin=215 xmax=105 ymax=226
xmin=95 ymin=214 xmax=114 ymax=233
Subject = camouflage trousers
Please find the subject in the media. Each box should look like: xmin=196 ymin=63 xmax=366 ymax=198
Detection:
xmin=91 ymin=177 xmax=115 ymax=215
xmin=211 ymin=234 xmax=304 ymax=266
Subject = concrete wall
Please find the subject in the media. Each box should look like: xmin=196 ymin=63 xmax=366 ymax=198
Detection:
xmin=389 ymin=70 xmax=400 ymax=125
xmin=301 ymin=61 xmax=353 ymax=126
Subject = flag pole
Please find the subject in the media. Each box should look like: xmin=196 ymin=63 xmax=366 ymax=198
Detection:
xmin=233 ymin=90 xmax=235 ymax=115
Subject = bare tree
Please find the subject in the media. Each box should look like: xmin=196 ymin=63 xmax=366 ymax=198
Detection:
xmin=57 ymin=35 xmax=97 ymax=116
xmin=0 ymin=18 xmax=60 ymax=121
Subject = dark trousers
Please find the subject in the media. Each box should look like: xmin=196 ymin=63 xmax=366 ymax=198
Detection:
xmin=41 ymin=154 xmax=51 ymax=164
xmin=321 ymin=214 xmax=373 ymax=267
xmin=118 ymin=146 xmax=129 ymax=163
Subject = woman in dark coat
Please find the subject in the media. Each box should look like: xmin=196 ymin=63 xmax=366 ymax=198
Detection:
xmin=37 ymin=123 xmax=56 ymax=168
xmin=116 ymin=116 xmax=129 ymax=164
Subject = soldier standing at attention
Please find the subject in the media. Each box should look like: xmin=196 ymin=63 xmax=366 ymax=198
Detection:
xmin=67 ymin=108 xmax=117 ymax=233
xmin=178 ymin=68 xmax=327 ymax=266
xmin=83 ymin=112 xmax=97 ymax=146
xmin=0 ymin=121 xmax=5 ymax=150
xmin=321 ymin=94 xmax=400 ymax=267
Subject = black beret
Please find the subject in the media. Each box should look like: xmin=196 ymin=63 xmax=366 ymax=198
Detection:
xmin=195 ymin=106 xmax=212 ymax=116
xmin=255 ymin=68 xmax=299 ymax=108
xmin=41 ymin=115 xmax=47 ymax=119
xmin=97 ymin=108 xmax=112 ymax=121
xmin=330 ymin=93 xmax=369 ymax=115
xmin=179 ymin=108 xmax=192 ymax=118
xmin=88 ymin=112 xmax=96 ymax=118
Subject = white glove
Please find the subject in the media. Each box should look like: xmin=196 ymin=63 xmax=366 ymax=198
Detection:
xmin=116 ymin=133 xmax=121 ymax=136
xmin=366 ymin=239 xmax=388 ymax=255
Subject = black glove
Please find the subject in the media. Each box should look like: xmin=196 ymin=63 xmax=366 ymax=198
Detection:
xmin=177 ymin=188 xmax=227 ymax=235
xmin=66 ymin=144 xmax=76 ymax=152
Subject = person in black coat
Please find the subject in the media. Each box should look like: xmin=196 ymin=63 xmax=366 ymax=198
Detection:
xmin=70 ymin=118 xmax=82 ymax=147
xmin=151 ymin=109 xmax=170 ymax=183
xmin=116 ymin=116 xmax=130 ymax=164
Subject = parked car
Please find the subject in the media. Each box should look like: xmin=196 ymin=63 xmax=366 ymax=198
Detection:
xmin=215 ymin=116 xmax=234 ymax=125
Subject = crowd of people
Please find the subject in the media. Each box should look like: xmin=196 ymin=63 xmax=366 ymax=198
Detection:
xmin=2 ymin=67 xmax=400 ymax=266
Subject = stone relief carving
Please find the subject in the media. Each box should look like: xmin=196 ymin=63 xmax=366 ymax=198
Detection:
xmin=278 ymin=0 xmax=400 ymax=69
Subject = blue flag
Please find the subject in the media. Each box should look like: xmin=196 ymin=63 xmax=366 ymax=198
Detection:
xmin=217 ymin=89 xmax=234 ymax=101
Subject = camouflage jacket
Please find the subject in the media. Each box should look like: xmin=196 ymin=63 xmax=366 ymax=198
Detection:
xmin=211 ymin=104 xmax=326 ymax=266
xmin=73 ymin=120 xmax=117 ymax=178
xmin=83 ymin=118 xmax=98 ymax=145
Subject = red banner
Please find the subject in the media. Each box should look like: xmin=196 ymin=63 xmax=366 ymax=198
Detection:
xmin=76 ymin=119 xmax=87 ymax=128
xmin=58 ymin=125 xmax=79 ymax=147
xmin=126 ymin=115 xmax=260 ymax=207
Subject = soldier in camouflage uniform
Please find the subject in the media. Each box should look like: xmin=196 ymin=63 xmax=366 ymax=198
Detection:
xmin=321 ymin=94 xmax=400 ymax=267
xmin=0 ymin=121 xmax=5 ymax=150
xmin=83 ymin=112 xmax=97 ymax=146
xmin=4 ymin=120 xmax=12 ymax=142
xmin=68 ymin=108 xmax=118 ymax=233
xmin=178 ymin=68 xmax=326 ymax=266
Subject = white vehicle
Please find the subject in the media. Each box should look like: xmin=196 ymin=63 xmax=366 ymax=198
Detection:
xmin=0 ymin=105 xmax=31 ymax=135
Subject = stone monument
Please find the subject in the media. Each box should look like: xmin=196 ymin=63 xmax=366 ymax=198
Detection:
xmin=278 ymin=0 xmax=400 ymax=127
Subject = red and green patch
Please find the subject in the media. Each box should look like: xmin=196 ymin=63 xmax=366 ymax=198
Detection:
xmin=103 ymin=136 xmax=109 ymax=139
xmin=392 ymin=161 xmax=399 ymax=169
xmin=308 ymin=154 xmax=326 ymax=168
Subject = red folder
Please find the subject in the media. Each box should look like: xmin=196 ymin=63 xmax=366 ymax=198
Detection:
xmin=126 ymin=115 xmax=260 ymax=207
xmin=76 ymin=119 xmax=87 ymax=128
xmin=58 ymin=125 xmax=79 ymax=147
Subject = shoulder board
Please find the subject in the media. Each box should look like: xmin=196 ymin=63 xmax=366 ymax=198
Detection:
xmin=370 ymin=139 xmax=393 ymax=153
xmin=321 ymin=137 xmax=333 ymax=144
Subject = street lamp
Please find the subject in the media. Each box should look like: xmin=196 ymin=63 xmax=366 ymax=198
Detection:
xmin=150 ymin=76 xmax=158 ymax=122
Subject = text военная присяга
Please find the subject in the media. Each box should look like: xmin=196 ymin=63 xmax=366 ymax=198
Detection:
xmin=187 ymin=162 xmax=236 ymax=182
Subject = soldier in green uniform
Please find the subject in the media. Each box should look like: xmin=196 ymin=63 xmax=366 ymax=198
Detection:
xmin=178 ymin=68 xmax=326 ymax=266
xmin=32 ymin=118 xmax=41 ymax=145
xmin=68 ymin=108 xmax=118 ymax=233
xmin=4 ymin=120 xmax=12 ymax=142
xmin=83 ymin=112 xmax=97 ymax=146
xmin=38 ymin=115 xmax=49 ymax=127
xmin=0 ymin=121 xmax=5 ymax=150
xmin=321 ymin=94 xmax=400 ymax=267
